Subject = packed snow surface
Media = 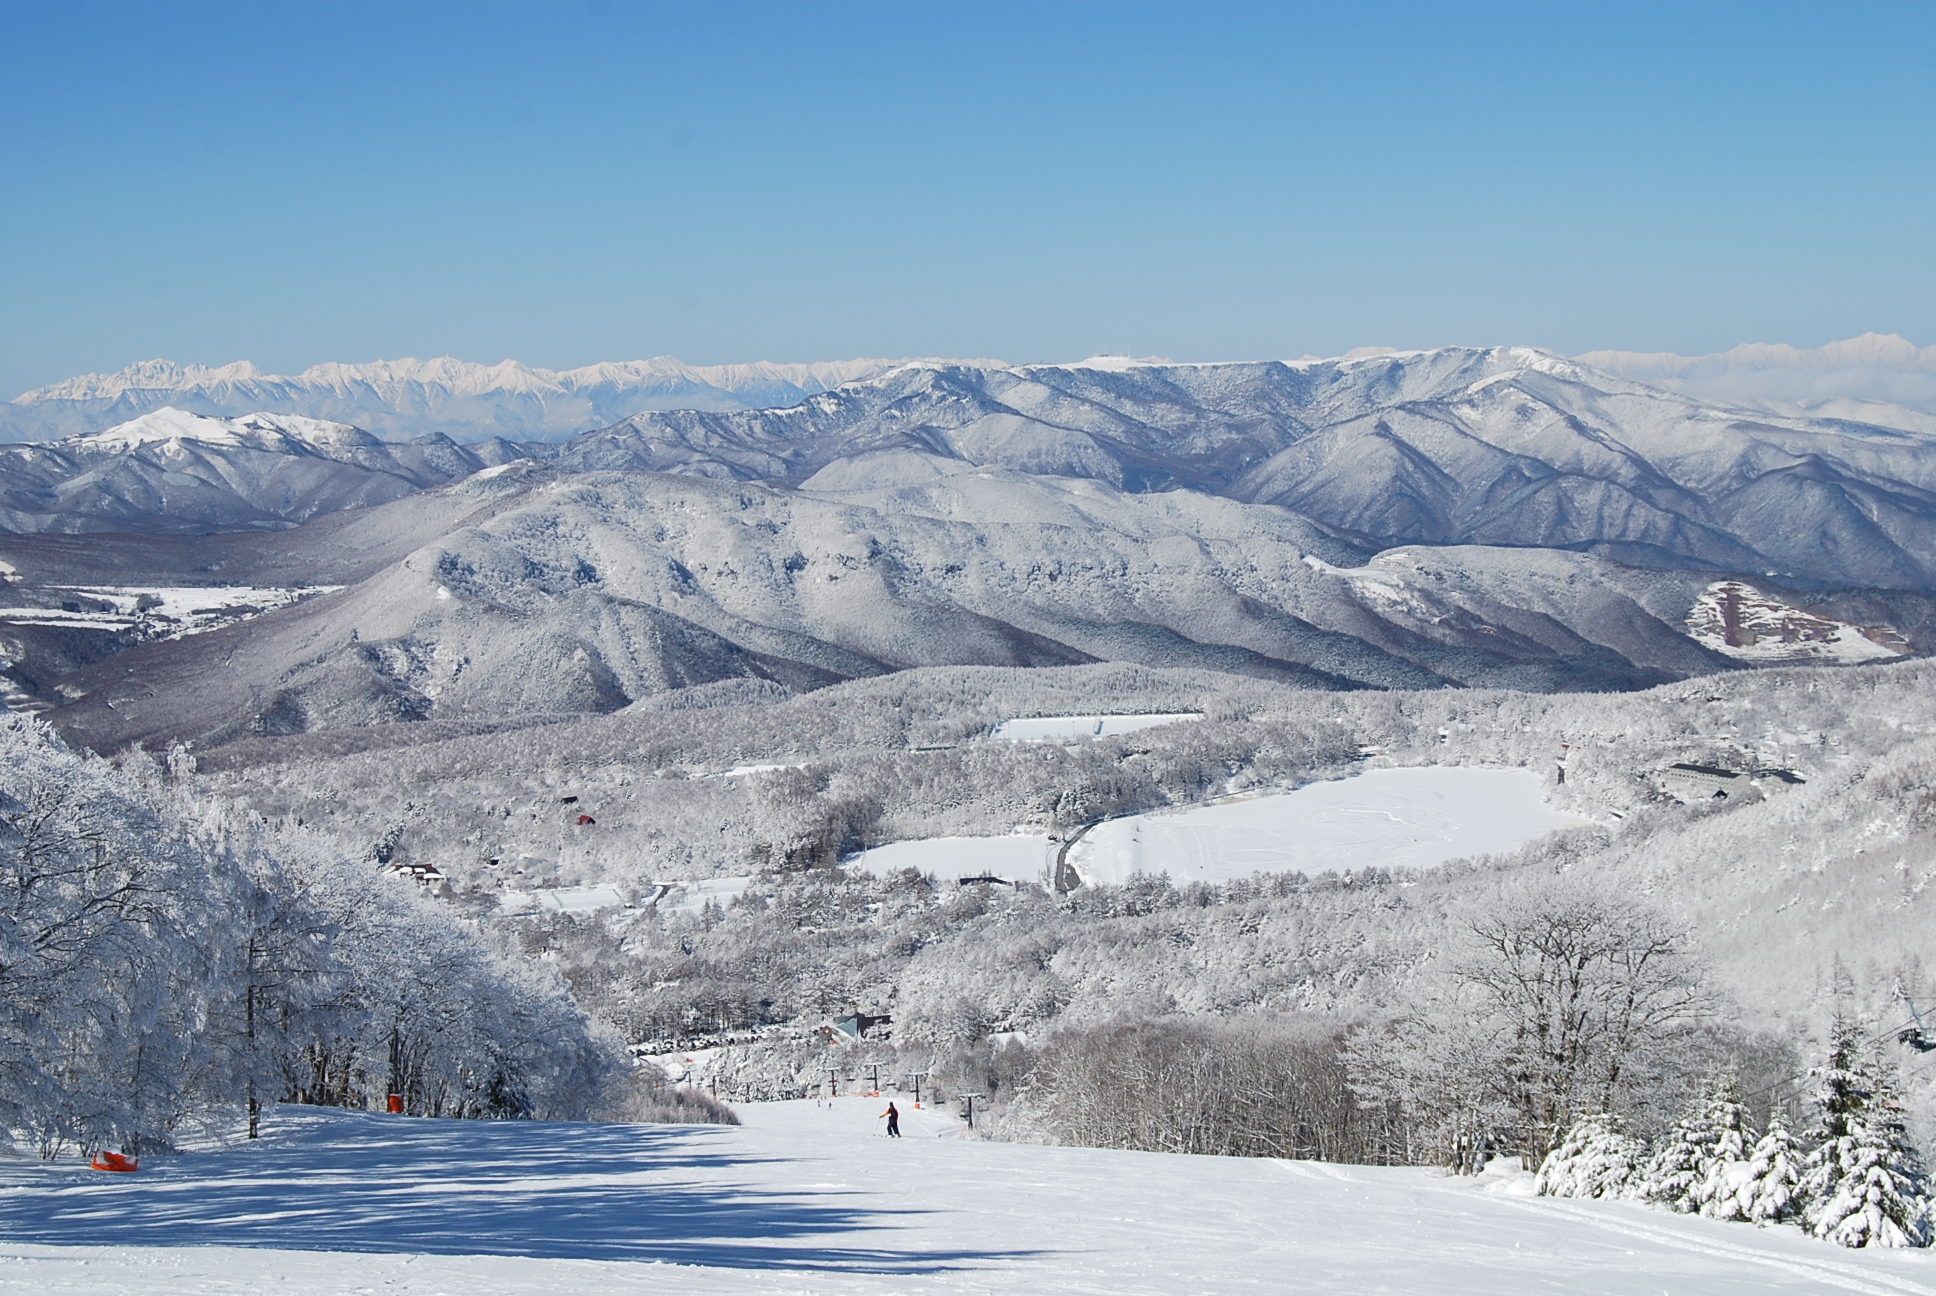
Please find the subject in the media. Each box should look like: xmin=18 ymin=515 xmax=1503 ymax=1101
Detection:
xmin=990 ymin=712 xmax=1203 ymax=741
xmin=2 ymin=1103 xmax=1930 ymax=1296
xmin=846 ymin=834 xmax=1051 ymax=884
xmin=1071 ymin=766 xmax=1590 ymax=886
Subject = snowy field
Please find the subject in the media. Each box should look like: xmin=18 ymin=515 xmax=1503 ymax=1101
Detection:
xmin=990 ymin=712 xmax=1203 ymax=741
xmin=2 ymin=1101 xmax=1932 ymax=1296
xmin=846 ymin=833 xmax=1052 ymax=884
xmin=1070 ymin=765 xmax=1590 ymax=886
xmin=0 ymin=585 xmax=337 ymax=639
xmin=847 ymin=767 xmax=1587 ymax=888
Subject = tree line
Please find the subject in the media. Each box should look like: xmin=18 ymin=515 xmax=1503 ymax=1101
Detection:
xmin=0 ymin=716 xmax=621 ymax=1159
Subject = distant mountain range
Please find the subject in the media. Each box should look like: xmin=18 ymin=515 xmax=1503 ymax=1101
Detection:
xmin=1 ymin=344 xmax=1930 ymax=748
xmin=0 ymin=355 xmax=992 ymax=444
xmin=8 ymin=334 xmax=1932 ymax=445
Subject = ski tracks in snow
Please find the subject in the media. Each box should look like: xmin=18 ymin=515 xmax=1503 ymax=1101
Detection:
xmin=1503 ymin=1195 xmax=1936 ymax=1296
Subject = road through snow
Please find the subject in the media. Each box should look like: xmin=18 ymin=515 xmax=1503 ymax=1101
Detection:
xmin=2 ymin=1100 xmax=1933 ymax=1295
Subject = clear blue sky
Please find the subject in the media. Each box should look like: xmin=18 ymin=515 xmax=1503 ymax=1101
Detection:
xmin=2 ymin=1 xmax=1932 ymax=395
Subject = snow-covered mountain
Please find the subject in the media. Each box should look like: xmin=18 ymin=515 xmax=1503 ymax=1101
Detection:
xmin=0 ymin=408 xmax=525 ymax=533
xmin=26 ymin=461 xmax=1925 ymax=752
xmin=6 ymin=344 xmax=1935 ymax=742
xmin=562 ymin=347 xmax=1936 ymax=592
xmin=1578 ymin=332 xmax=1936 ymax=433
xmin=0 ymin=355 xmax=984 ymax=444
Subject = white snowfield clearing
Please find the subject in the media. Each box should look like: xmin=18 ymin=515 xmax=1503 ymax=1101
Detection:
xmin=1071 ymin=765 xmax=1590 ymax=886
xmin=1 ymin=1102 xmax=1931 ymax=1296
xmin=990 ymin=711 xmax=1203 ymax=741
xmin=0 ymin=585 xmax=337 ymax=639
xmin=844 ymin=766 xmax=1588 ymax=888
xmin=846 ymin=833 xmax=1051 ymax=884
xmin=498 ymin=883 xmax=631 ymax=916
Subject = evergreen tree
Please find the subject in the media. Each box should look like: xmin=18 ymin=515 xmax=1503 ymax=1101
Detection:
xmin=1646 ymin=1104 xmax=1716 ymax=1213
xmin=1738 ymin=1108 xmax=1805 ymax=1226
xmin=1689 ymin=1074 xmax=1756 ymax=1220
xmin=1536 ymin=1112 xmax=1646 ymax=1199
xmin=1801 ymin=1023 xmax=1934 ymax=1249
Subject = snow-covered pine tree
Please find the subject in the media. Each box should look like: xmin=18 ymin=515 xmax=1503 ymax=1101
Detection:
xmin=1536 ymin=1112 xmax=1646 ymax=1199
xmin=1645 ymin=1102 xmax=1717 ymax=1213
xmin=1801 ymin=1021 xmax=1934 ymax=1248
xmin=1737 ymin=1108 xmax=1806 ymax=1226
xmin=1688 ymin=1074 xmax=1756 ymax=1220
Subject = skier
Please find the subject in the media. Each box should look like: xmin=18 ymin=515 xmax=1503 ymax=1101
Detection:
xmin=882 ymin=1101 xmax=901 ymax=1137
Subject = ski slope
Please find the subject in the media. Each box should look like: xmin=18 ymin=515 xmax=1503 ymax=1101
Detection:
xmin=1 ymin=1101 xmax=1931 ymax=1296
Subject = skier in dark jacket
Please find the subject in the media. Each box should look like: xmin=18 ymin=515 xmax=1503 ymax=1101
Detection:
xmin=882 ymin=1102 xmax=901 ymax=1137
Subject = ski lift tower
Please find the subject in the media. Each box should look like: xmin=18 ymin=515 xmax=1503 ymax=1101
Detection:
xmin=863 ymin=1061 xmax=883 ymax=1095
xmin=904 ymin=1070 xmax=930 ymax=1108
xmin=958 ymin=1091 xmax=985 ymax=1130
xmin=824 ymin=1066 xmax=841 ymax=1098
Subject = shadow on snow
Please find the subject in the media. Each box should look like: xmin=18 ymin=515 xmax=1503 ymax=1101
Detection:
xmin=0 ymin=1108 xmax=1040 ymax=1275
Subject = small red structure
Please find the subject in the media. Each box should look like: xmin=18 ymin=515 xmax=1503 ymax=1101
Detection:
xmin=91 ymin=1151 xmax=138 ymax=1172
xmin=575 ymin=814 xmax=595 ymax=826
xmin=387 ymin=1094 xmax=404 ymax=1113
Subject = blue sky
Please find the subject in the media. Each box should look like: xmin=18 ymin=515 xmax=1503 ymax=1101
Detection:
xmin=2 ymin=1 xmax=1932 ymax=394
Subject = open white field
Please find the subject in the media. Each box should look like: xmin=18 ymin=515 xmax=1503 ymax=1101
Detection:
xmin=1070 ymin=765 xmax=1591 ymax=886
xmin=846 ymin=767 xmax=1589 ymax=889
xmin=990 ymin=712 xmax=1204 ymax=741
xmin=2 ymin=1101 xmax=1931 ymax=1296
xmin=846 ymin=833 xmax=1051 ymax=884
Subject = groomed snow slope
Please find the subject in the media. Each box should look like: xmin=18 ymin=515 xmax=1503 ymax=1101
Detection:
xmin=2 ymin=1104 xmax=1931 ymax=1296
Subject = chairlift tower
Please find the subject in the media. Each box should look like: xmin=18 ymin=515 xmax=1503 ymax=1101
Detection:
xmin=904 ymin=1070 xmax=930 ymax=1107
xmin=958 ymin=1091 xmax=985 ymax=1130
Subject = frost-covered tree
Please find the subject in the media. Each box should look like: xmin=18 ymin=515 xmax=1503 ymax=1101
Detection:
xmin=1456 ymin=878 xmax=1709 ymax=1165
xmin=1801 ymin=1021 xmax=1933 ymax=1248
xmin=1537 ymin=1112 xmax=1646 ymax=1199
xmin=1690 ymin=1076 xmax=1756 ymax=1220
xmin=1645 ymin=1074 xmax=1753 ymax=1216
xmin=1738 ymin=1108 xmax=1806 ymax=1226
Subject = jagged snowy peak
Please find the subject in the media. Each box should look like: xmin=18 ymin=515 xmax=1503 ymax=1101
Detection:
xmin=566 ymin=347 xmax=1936 ymax=591
xmin=1577 ymin=333 xmax=1936 ymax=432
xmin=2 ymin=354 xmax=990 ymax=443
xmin=0 ymin=407 xmax=524 ymax=534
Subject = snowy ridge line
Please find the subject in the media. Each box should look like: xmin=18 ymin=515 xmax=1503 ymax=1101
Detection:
xmin=1505 ymin=1196 xmax=1936 ymax=1296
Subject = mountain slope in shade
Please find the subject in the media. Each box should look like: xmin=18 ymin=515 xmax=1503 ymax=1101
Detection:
xmin=1 ymin=355 xmax=987 ymax=443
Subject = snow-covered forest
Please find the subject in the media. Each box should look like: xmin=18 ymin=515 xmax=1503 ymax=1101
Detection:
xmin=10 ymin=650 xmax=1936 ymax=1248
xmin=0 ymin=716 xmax=618 ymax=1156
